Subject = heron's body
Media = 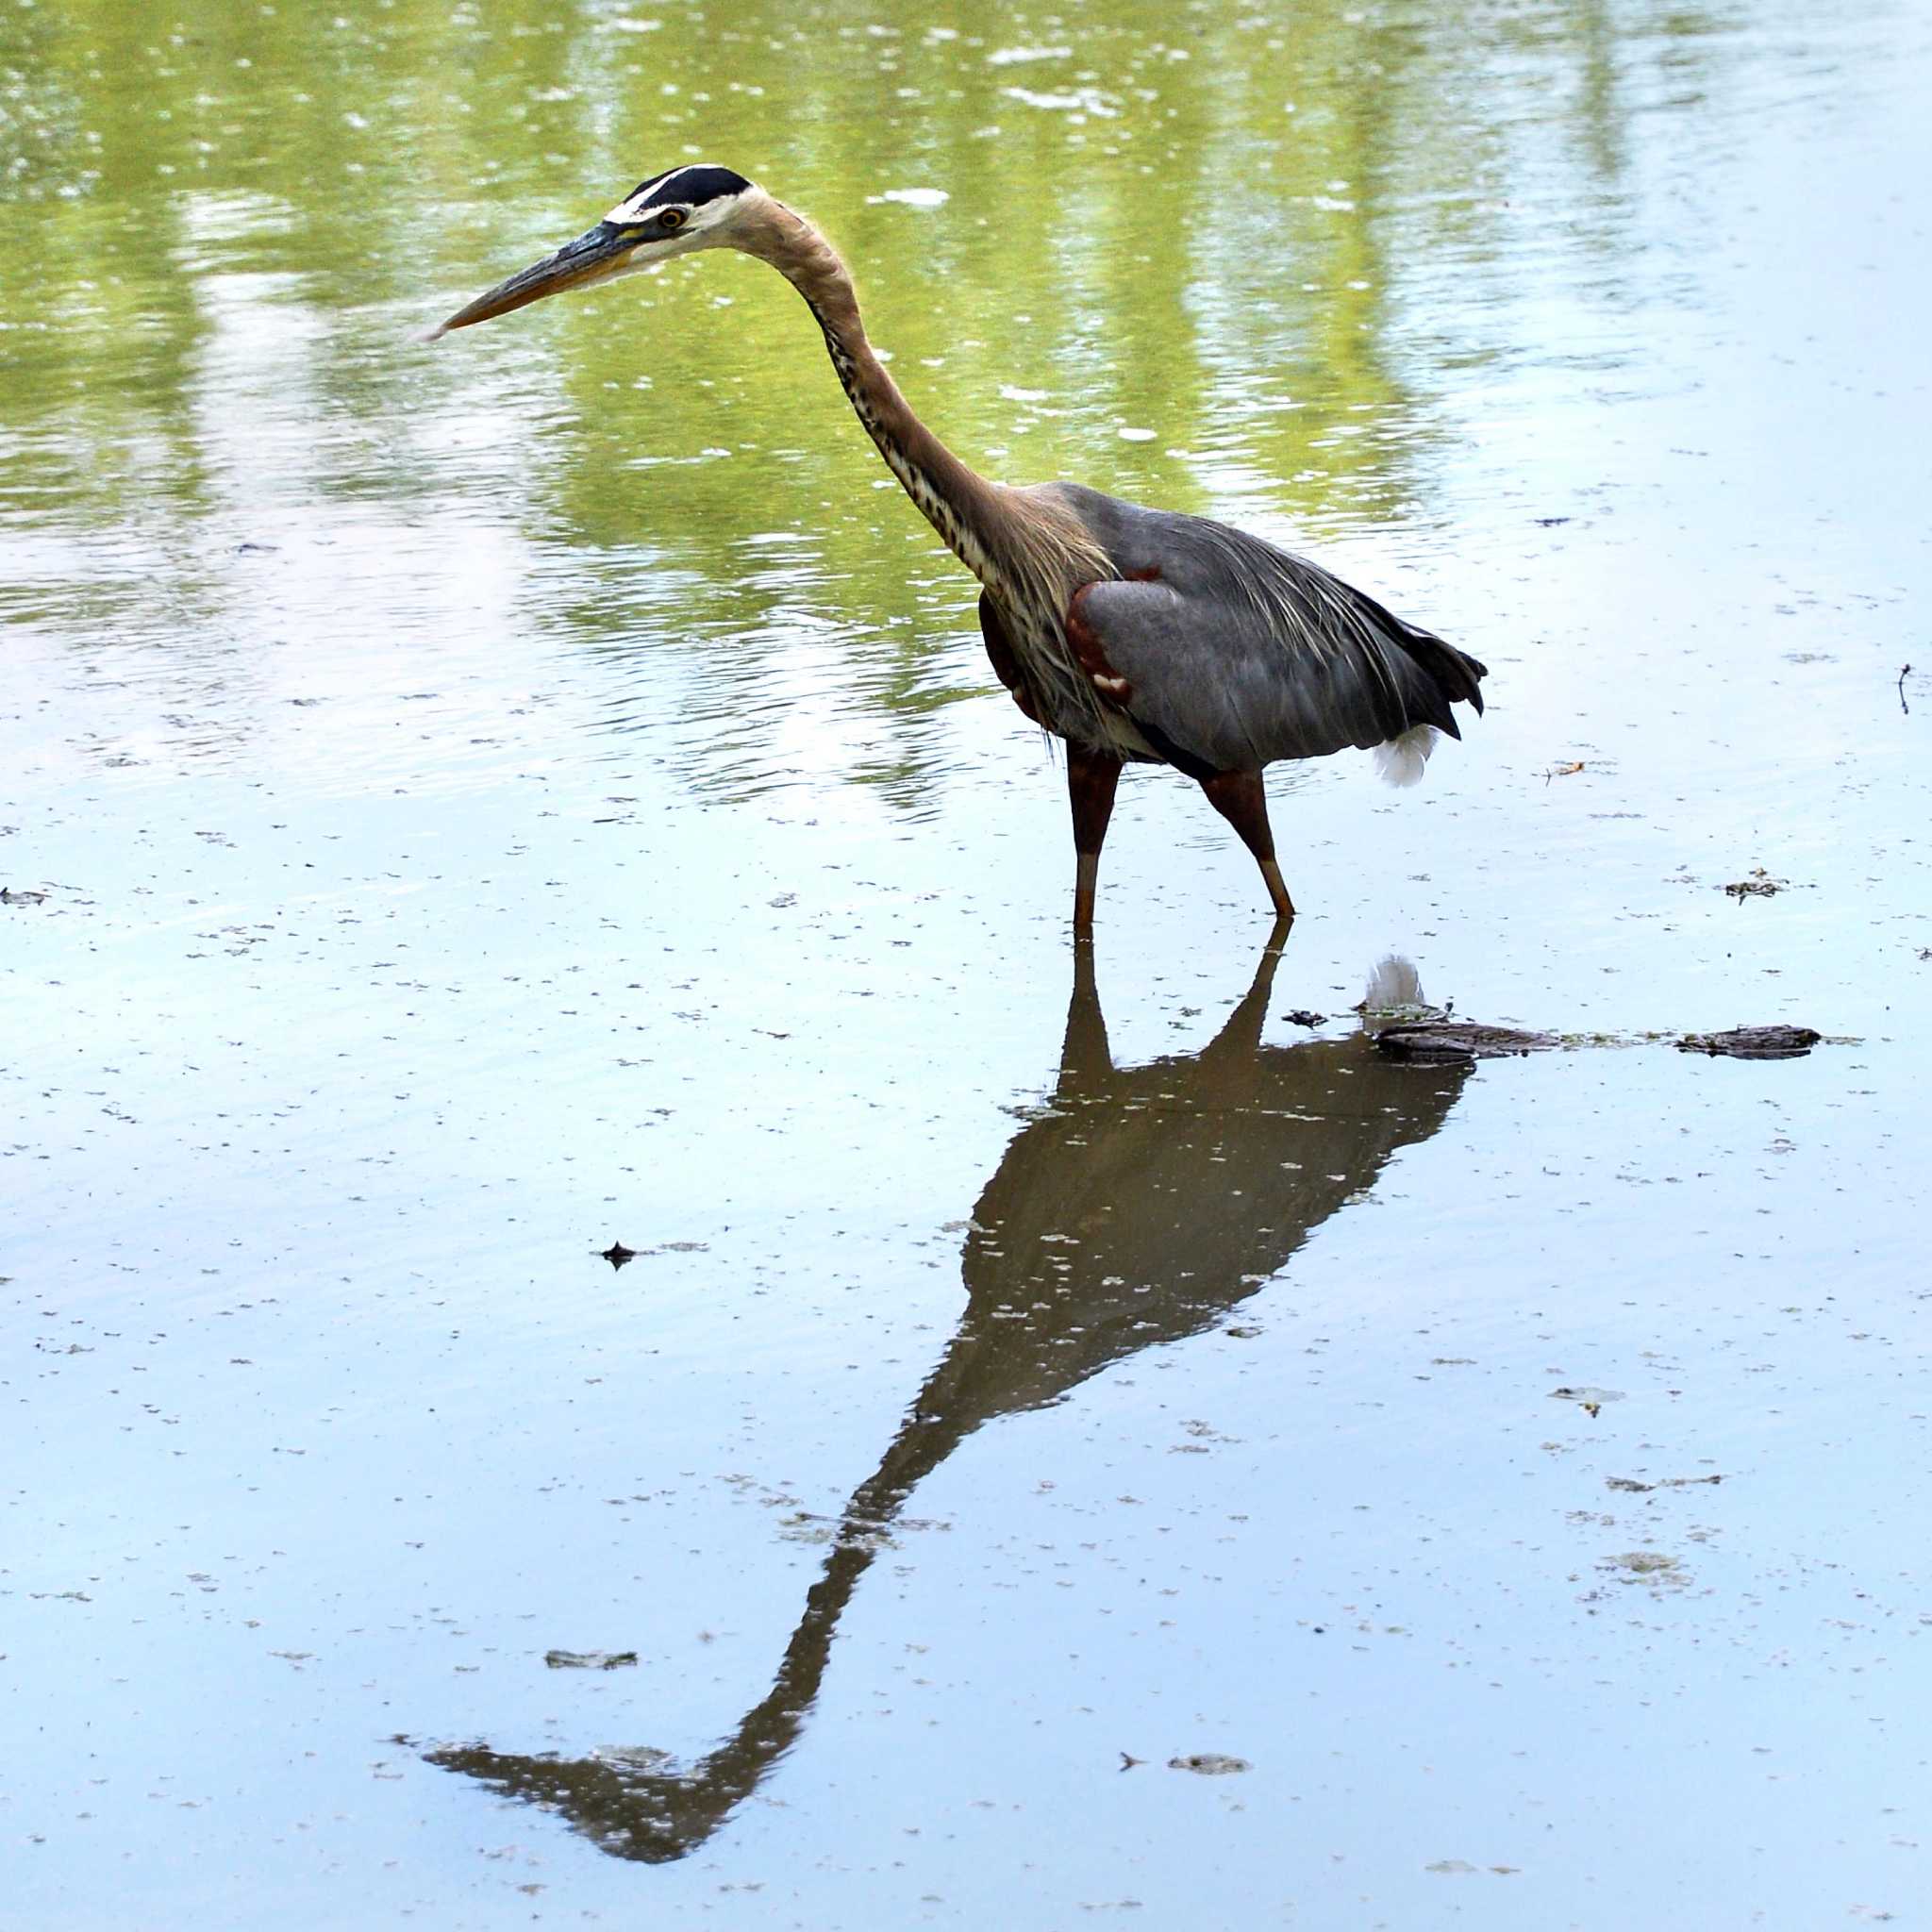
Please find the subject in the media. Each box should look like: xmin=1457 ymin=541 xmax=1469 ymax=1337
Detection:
xmin=432 ymin=166 xmax=1487 ymax=928
xmin=992 ymin=482 xmax=1484 ymax=773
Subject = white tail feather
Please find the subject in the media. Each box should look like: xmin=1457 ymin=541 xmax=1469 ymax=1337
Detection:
xmin=1374 ymin=724 xmax=1438 ymax=788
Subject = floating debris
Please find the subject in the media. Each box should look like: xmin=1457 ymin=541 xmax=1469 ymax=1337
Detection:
xmin=599 ymin=1241 xmax=636 ymax=1269
xmin=1724 ymin=868 xmax=1788 ymax=900
xmin=1544 ymin=759 xmax=1586 ymax=781
xmin=1168 ymin=1753 xmax=1250 ymax=1775
xmin=1 ymin=886 xmax=48 ymax=905
xmin=1550 ymin=1385 xmax=1624 ymax=1418
xmin=1676 ymin=1025 xmax=1820 ymax=1059
xmin=1374 ymin=1022 xmax=1558 ymax=1063
xmin=1601 ymin=1550 xmax=1686 ymax=1584
xmin=1356 ymin=999 xmax=1829 ymax=1066
xmin=1355 ymin=956 xmax=1439 ymax=1023
xmin=544 ymin=1649 xmax=639 ymax=1671
xmin=1607 ymin=1474 xmax=1724 ymax=1493
xmin=1281 ymin=1008 xmax=1327 ymax=1027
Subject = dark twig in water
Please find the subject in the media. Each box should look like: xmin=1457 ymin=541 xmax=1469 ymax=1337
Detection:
xmin=1902 ymin=663 xmax=1913 ymax=714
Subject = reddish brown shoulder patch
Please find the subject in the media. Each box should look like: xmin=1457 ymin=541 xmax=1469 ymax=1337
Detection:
xmin=1066 ymin=583 xmax=1134 ymax=706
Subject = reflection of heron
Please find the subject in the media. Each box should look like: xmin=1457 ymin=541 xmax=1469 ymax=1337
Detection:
xmin=431 ymin=167 xmax=1486 ymax=928
xmin=426 ymin=948 xmax=1471 ymax=1860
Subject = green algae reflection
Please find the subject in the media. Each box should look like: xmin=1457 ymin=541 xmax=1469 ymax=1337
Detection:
xmin=2 ymin=0 xmax=1724 ymax=805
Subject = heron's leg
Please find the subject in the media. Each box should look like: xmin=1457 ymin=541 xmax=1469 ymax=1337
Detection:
xmin=1200 ymin=768 xmax=1295 ymax=921
xmin=1067 ymin=745 xmax=1123 ymax=933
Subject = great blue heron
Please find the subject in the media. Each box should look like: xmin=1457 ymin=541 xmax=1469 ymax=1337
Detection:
xmin=431 ymin=166 xmax=1487 ymax=928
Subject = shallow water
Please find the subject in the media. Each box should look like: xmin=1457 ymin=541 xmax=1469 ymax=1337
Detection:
xmin=6 ymin=0 xmax=1932 ymax=1924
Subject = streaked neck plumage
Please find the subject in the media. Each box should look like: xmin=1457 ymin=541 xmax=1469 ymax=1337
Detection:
xmin=733 ymin=195 xmax=1032 ymax=591
xmin=729 ymin=192 xmax=1123 ymax=753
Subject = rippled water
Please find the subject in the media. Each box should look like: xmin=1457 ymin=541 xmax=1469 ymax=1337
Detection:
xmin=7 ymin=1 xmax=1932 ymax=1924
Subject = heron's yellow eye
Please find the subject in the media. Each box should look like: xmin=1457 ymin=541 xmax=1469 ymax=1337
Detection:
xmin=658 ymin=208 xmax=687 ymax=230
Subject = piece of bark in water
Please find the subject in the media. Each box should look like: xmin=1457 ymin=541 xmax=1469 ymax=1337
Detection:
xmin=1374 ymin=1022 xmax=1559 ymax=1063
xmin=1675 ymin=1024 xmax=1820 ymax=1059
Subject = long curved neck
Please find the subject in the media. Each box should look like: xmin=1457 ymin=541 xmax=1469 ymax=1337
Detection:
xmin=737 ymin=197 xmax=1014 ymax=584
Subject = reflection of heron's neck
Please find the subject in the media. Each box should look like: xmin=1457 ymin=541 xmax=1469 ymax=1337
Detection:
xmin=579 ymin=1397 xmax=976 ymax=1854
xmin=428 ymin=945 xmax=1471 ymax=1865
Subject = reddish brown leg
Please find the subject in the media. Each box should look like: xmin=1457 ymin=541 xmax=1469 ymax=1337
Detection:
xmin=1067 ymin=745 xmax=1123 ymax=934
xmin=1200 ymin=768 xmax=1295 ymax=921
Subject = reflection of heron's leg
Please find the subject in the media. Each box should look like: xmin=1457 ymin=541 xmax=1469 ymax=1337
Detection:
xmin=1067 ymin=745 xmax=1123 ymax=932
xmin=1246 ymin=926 xmax=1288 ymax=1003
xmin=1056 ymin=929 xmax=1115 ymax=1094
xmin=1195 ymin=920 xmax=1290 ymax=1069
xmin=1200 ymin=767 xmax=1294 ymax=921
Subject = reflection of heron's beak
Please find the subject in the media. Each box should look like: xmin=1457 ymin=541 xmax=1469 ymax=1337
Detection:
xmin=425 ymin=222 xmax=641 ymax=340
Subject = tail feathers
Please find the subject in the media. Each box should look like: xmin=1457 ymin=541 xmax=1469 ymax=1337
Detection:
xmin=1374 ymin=628 xmax=1485 ymax=783
xmin=1374 ymin=724 xmax=1438 ymax=788
xmin=1403 ymin=629 xmax=1488 ymax=716
xmin=1338 ymin=586 xmax=1489 ymax=779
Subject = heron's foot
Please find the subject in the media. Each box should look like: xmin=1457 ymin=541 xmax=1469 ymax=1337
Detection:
xmin=1200 ymin=768 xmax=1293 ymax=920
xmin=1260 ymin=858 xmax=1295 ymax=923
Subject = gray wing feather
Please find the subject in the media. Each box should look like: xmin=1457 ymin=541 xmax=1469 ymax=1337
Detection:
xmin=1038 ymin=483 xmax=1485 ymax=775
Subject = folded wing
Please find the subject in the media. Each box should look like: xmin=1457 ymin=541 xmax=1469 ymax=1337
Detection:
xmin=1039 ymin=483 xmax=1486 ymax=778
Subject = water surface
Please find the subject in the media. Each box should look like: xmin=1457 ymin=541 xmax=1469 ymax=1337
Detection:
xmin=6 ymin=1 xmax=1931 ymax=1924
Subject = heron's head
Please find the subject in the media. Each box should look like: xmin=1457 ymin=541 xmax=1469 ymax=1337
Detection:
xmin=426 ymin=164 xmax=758 ymax=339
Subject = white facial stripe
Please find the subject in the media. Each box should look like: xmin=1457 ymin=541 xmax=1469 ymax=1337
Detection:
xmin=602 ymin=167 xmax=750 ymax=235
xmin=606 ymin=166 xmax=699 ymax=225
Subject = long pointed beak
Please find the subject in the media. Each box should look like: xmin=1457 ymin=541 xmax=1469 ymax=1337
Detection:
xmin=425 ymin=222 xmax=640 ymax=341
